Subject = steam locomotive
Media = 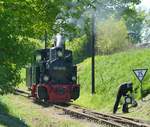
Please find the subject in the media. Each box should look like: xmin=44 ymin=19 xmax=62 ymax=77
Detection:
xmin=26 ymin=34 xmax=80 ymax=103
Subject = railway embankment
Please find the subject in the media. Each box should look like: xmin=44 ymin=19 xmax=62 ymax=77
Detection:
xmin=75 ymin=48 xmax=150 ymax=120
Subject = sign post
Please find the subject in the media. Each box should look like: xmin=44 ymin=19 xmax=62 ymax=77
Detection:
xmin=133 ymin=68 xmax=148 ymax=100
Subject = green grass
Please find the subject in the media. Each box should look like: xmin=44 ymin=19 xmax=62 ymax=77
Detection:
xmin=0 ymin=94 xmax=101 ymax=127
xmin=1 ymin=48 xmax=149 ymax=127
xmin=75 ymin=48 xmax=150 ymax=113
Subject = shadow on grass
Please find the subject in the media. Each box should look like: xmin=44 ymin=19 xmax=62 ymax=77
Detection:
xmin=0 ymin=101 xmax=28 ymax=127
xmin=33 ymin=99 xmax=71 ymax=108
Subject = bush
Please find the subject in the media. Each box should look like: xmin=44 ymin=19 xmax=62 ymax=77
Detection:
xmin=0 ymin=64 xmax=20 ymax=94
xmin=96 ymin=17 xmax=130 ymax=54
xmin=0 ymin=38 xmax=41 ymax=94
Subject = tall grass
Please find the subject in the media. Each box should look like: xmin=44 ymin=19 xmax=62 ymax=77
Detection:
xmin=75 ymin=48 xmax=150 ymax=111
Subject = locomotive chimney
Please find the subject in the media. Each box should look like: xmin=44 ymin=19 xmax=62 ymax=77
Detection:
xmin=55 ymin=33 xmax=65 ymax=48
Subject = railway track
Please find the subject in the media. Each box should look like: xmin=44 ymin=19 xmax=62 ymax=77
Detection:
xmin=14 ymin=89 xmax=150 ymax=127
xmin=54 ymin=104 xmax=150 ymax=127
xmin=14 ymin=88 xmax=30 ymax=97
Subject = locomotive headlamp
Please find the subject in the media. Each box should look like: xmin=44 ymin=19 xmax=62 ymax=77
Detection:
xmin=57 ymin=50 xmax=63 ymax=57
xmin=43 ymin=75 xmax=49 ymax=82
xmin=72 ymin=76 xmax=76 ymax=81
xmin=36 ymin=54 xmax=42 ymax=61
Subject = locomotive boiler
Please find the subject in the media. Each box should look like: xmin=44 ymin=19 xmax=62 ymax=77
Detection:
xmin=26 ymin=34 xmax=80 ymax=103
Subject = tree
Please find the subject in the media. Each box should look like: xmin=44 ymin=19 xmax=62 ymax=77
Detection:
xmin=55 ymin=0 xmax=141 ymax=36
xmin=0 ymin=0 xmax=62 ymax=94
xmin=0 ymin=0 xmax=143 ymax=94
xmin=96 ymin=17 xmax=129 ymax=54
xmin=123 ymin=7 xmax=146 ymax=43
xmin=0 ymin=0 xmax=89 ymax=94
xmin=140 ymin=10 xmax=150 ymax=43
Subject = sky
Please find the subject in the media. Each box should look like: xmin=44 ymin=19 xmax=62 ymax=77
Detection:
xmin=137 ymin=0 xmax=150 ymax=11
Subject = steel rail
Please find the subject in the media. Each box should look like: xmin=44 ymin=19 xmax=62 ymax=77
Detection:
xmin=71 ymin=104 xmax=150 ymax=127
xmin=54 ymin=105 xmax=124 ymax=127
xmin=14 ymin=89 xmax=150 ymax=127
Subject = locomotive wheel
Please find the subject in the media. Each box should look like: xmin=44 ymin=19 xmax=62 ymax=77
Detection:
xmin=37 ymin=86 xmax=49 ymax=101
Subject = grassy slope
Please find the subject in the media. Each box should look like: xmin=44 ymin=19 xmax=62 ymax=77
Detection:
xmin=75 ymin=48 xmax=150 ymax=117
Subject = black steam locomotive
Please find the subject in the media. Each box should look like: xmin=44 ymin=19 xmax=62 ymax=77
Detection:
xmin=26 ymin=34 xmax=80 ymax=102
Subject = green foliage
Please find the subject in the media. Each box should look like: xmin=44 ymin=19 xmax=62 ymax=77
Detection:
xmin=0 ymin=1 xmax=40 ymax=94
xmin=76 ymin=49 xmax=150 ymax=110
xmin=66 ymin=35 xmax=89 ymax=63
xmin=0 ymin=0 xmax=145 ymax=94
xmin=0 ymin=38 xmax=40 ymax=94
xmin=96 ymin=18 xmax=129 ymax=54
xmin=141 ymin=11 xmax=150 ymax=42
xmin=123 ymin=8 xmax=146 ymax=43
xmin=53 ymin=0 xmax=141 ymax=39
xmin=0 ymin=0 xmax=64 ymax=94
xmin=0 ymin=64 xmax=19 ymax=94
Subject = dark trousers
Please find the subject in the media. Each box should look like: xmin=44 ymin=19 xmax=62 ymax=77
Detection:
xmin=113 ymin=92 xmax=122 ymax=113
xmin=122 ymin=103 xmax=128 ymax=113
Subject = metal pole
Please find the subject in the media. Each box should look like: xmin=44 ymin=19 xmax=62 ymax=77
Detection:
xmin=91 ymin=13 xmax=95 ymax=95
xmin=140 ymin=81 xmax=143 ymax=101
xmin=45 ymin=30 xmax=48 ymax=49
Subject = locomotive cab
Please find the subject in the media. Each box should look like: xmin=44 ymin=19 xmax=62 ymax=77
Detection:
xmin=33 ymin=47 xmax=76 ymax=84
xmin=27 ymin=34 xmax=80 ymax=102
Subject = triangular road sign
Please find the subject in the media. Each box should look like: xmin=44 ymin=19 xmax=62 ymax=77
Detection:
xmin=133 ymin=69 xmax=148 ymax=83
